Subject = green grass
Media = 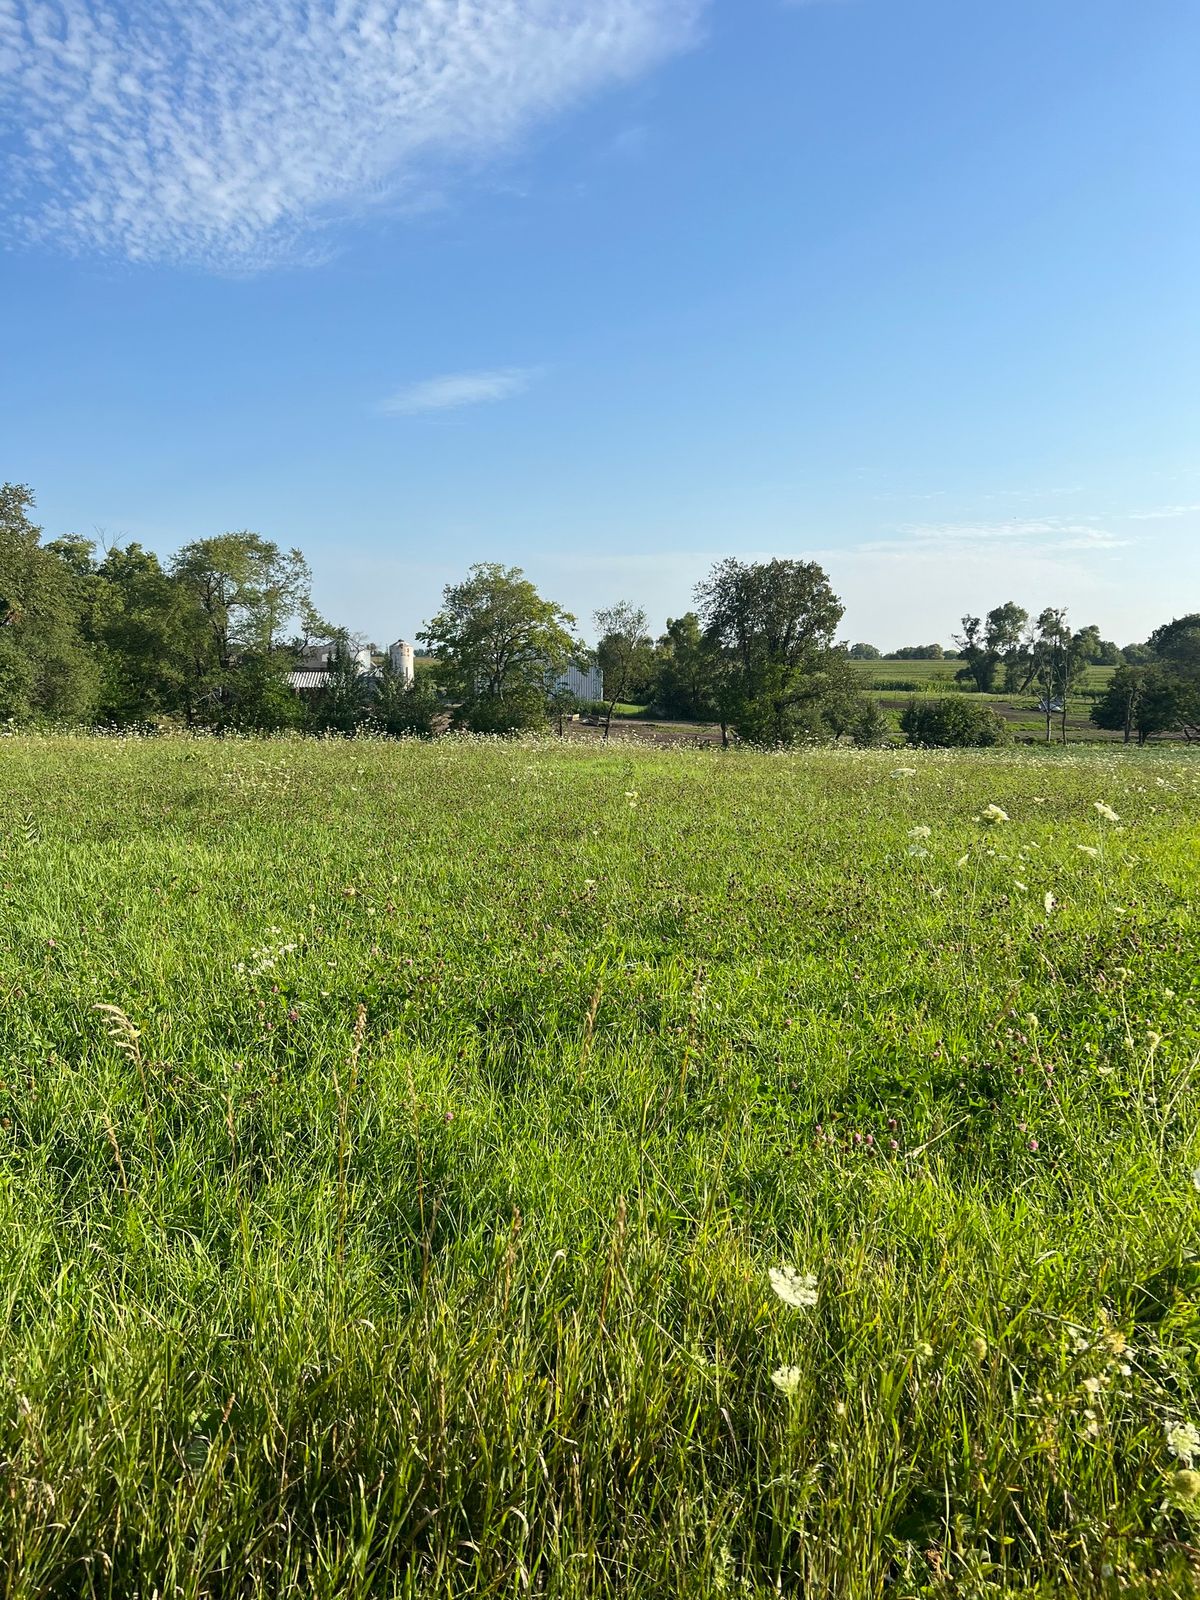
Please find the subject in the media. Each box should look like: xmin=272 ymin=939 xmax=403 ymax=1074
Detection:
xmin=852 ymin=661 xmax=1116 ymax=694
xmin=1 ymin=734 xmax=1199 ymax=1597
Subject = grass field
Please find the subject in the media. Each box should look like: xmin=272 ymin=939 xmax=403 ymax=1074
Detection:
xmin=2 ymin=735 xmax=1199 ymax=1597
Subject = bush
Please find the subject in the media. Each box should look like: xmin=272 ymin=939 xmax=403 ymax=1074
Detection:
xmin=849 ymin=702 xmax=894 ymax=748
xmin=900 ymin=697 xmax=1011 ymax=748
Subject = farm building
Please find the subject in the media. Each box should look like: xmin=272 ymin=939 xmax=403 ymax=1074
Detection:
xmin=287 ymin=639 xmax=602 ymax=704
xmin=556 ymin=661 xmax=604 ymax=702
xmin=288 ymin=639 xmax=414 ymax=695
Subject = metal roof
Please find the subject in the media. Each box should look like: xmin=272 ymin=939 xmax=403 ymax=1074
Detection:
xmin=288 ymin=670 xmax=332 ymax=689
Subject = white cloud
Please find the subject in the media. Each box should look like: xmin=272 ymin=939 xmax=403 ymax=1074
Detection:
xmin=379 ymin=367 xmax=541 ymax=417
xmin=857 ymin=518 xmax=1131 ymax=556
xmin=1128 ymin=504 xmax=1200 ymax=521
xmin=0 ymin=0 xmax=703 ymax=268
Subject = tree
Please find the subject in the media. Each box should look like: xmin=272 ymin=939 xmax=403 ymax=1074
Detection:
xmin=1148 ymin=614 xmax=1200 ymax=682
xmin=1027 ymin=609 xmax=1086 ymax=744
xmin=954 ymin=603 xmax=1028 ymax=693
xmin=849 ymin=701 xmax=893 ymax=747
xmin=900 ymin=698 xmax=1011 ymax=748
xmin=76 ymin=543 xmax=194 ymax=724
xmin=593 ymin=601 xmax=653 ymax=738
xmin=695 ymin=558 xmax=845 ymax=747
xmin=848 ymin=642 xmax=881 ymax=660
xmin=653 ymin=613 xmax=718 ymax=722
xmin=371 ymin=660 xmax=441 ymax=738
xmin=311 ymin=636 xmax=371 ymax=734
xmin=419 ymin=563 xmax=581 ymax=734
xmin=170 ymin=533 xmax=317 ymax=725
xmin=1092 ymin=663 xmax=1198 ymax=745
xmin=0 ymin=484 xmax=96 ymax=722
xmin=808 ymin=647 xmax=878 ymax=742
xmin=886 ymin=643 xmax=944 ymax=661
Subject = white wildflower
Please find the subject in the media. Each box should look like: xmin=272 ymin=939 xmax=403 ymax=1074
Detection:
xmin=907 ymin=845 xmax=929 ymax=859
xmin=956 ymin=854 xmax=970 ymax=868
xmin=1044 ymin=892 xmax=1057 ymax=914
xmin=1166 ymin=1421 xmax=1200 ymax=1465
xmin=1094 ymin=802 xmax=1120 ymax=823
xmin=1014 ymin=880 xmax=1028 ymax=893
xmin=1076 ymin=845 xmax=1100 ymax=858
xmin=891 ymin=768 xmax=917 ymax=778
xmin=771 ymin=1365 xmax=803 ymax=1396
xmin=769 ymin=1266 xmax=819 ymax=1309
xmin=980 ymin=804 xmax=1010 ymax=824
xmin=1191 ymin=1168 xmax=1200 ymax=1194
xmin=907 ymin=826 xmax=931 ymax=840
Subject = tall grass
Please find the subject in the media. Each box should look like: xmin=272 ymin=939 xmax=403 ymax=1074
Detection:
xmin=0 ymin=734 xmax=1198 ymax=1596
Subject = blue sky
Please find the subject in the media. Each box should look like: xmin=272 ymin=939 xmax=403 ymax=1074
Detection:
xmin=2 ymin=0 xmax=1197 ymax=649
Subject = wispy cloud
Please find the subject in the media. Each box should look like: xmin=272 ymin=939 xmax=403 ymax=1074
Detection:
xmin=858 ymin=519 xmax=1131 ymax=556
xmin=1127 ymin=504 xmax=1200 ymax=521
xmin=378 ymin=367 xmax=542 ymax=417
xmin=0 ymin=0 xmax=703 ymax=269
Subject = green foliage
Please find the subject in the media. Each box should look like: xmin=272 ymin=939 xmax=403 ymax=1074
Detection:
xmin=696 ymin=557 xmax=847 ymax=746
xmin=420 ymin=562 xmax=580 ymax=733
xmin=847 ymin=699 xmax=893 ymax=747
xmin=369 ymin=661 xmax=442 ymax=738
xmin=594 ymin=601 xmax=654 ymax=736
xmin=1092 ymin=665 xmax=1197 ymax=745
xmin=652 ymin=612 xmax=720 ymax=722
xmin=955 ymin=603 xmax=1029 ymax=693
xmin=0 ymin=483 xmax=96 ymax=721
xmin=0 ymin=737 xmax=1197 ymax=1596
xmin=170 ymin=532 xmax=317 ymax=727
xmin=901 ymin=696 xmax=1012 ymax=747
xmin=847 ymin=641 xmax=881 ymax=660
xmin=1149 ymin=614 xmax=1200 ymax=682
xmin=885 ymin=643 xmax=944 ymax=660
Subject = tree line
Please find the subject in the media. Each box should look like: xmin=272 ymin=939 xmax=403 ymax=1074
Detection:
xmin=3 ymin=482 xmax=1197 ymax=746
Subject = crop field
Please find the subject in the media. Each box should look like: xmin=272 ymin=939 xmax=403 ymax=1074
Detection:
xmin=2 ymin=735 xmax=1199 ymax=1598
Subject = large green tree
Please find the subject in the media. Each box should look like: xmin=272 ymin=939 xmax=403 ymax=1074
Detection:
xmin=954 ymin=603 xmax=1029 ymax=693
xmin=1091 ymin=664 xmax=1196 ymax=745
xmin=652 ymin=613 xmax=720 ymax=723
xmin=694 ymin=557 xmax=853 ymax=746
xmin=1148 ymin=614 xmax=1200 ymax=682
xmin=0 ymin=484 xmax=96 ymax=722
xmin=170 ymin=533 xmax=315 ymax=726
xmin=419 ymin=563 xmax=581 ymax=733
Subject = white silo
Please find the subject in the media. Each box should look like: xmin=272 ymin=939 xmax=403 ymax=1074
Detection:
xmin=388 ymin=639 xmax=415 ymax=686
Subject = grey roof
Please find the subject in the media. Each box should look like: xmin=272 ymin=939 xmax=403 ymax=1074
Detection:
xmin=289 ymin=670 xmax=332 ymax=689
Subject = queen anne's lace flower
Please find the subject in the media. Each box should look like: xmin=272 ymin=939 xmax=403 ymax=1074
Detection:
xmin=771 ymin=1365 xmax=802 ymax=1396
xmin=769 ymin=1267 xmax=819 ymax=1309
xmin=1166 ymin=1421 xmax=1200 ymax=1465
xmin=1094 ymin=802 xmax=1120 ymax=823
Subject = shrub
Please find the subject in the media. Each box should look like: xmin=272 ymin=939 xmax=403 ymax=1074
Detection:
xmin=849 ymin=702 xmax=894 ymax=747
xmin=900 ymin=697 xmax=1011 ymax=748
